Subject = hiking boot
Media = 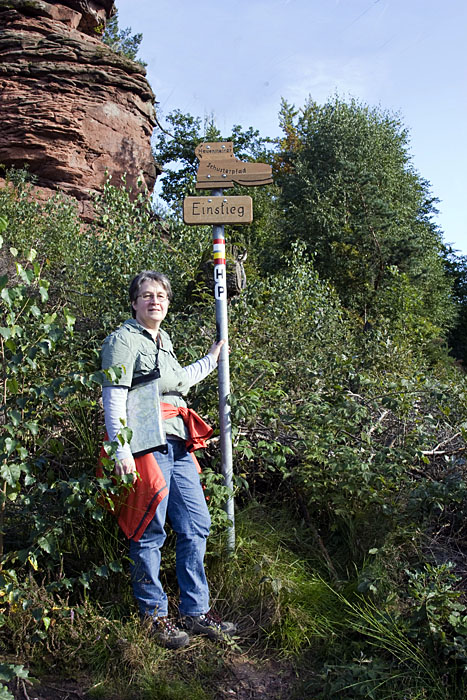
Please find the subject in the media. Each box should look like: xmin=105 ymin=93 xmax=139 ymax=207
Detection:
xmin=180 ymin=610 xmax=237 ymax=641
xmin=195 ymin=141 xmax=273 ymax=190
xmin=148 ymin=616 xmax=190 ymax=649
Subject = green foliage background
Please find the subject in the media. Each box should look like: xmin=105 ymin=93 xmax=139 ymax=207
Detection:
xmin=0 ymin=91 xmax=467 ymax=699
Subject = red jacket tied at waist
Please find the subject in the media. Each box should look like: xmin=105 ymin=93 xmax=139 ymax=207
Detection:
xmin=97 ymin=405 xmax=212 ymax=541
xmin=160 ymin=402 xmax=213 ymax=453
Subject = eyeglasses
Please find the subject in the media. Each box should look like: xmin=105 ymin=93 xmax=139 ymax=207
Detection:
xmin=138 ymin=292 xmax=169 ymax=302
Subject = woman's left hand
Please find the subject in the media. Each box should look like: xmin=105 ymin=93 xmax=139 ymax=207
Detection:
xmin=208 ymin=339 xmax=226 ymax=363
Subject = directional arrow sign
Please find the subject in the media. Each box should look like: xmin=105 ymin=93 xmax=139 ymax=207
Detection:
xmin=183 ymin=196 xmax=253 ymax=225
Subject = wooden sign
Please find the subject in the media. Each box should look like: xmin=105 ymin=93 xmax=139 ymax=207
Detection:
xmin=195 ymin=141 xmax=273 ymax=190
xmin=183 ymin=196 xmax=253 ymax=225
xmin=195 ymin=142 xmax=235 ymax=160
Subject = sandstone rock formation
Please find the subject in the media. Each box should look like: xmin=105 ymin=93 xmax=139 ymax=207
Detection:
xmin=0 ymin=0 xmax=159 ymax=217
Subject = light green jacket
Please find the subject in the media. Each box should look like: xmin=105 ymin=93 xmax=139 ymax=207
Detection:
xmin=101 ymin=319 xmax=191 ymax=440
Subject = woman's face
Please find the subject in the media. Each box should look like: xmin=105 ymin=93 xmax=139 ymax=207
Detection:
xmin=132 ymin=280 xmax=169 ymax=331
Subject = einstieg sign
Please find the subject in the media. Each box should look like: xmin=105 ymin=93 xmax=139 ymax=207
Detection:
xmin=183 ymin=196 xmax=253 ymax=225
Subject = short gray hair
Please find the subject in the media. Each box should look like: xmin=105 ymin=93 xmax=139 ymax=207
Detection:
xmin=129 ymin=271 xmax=172 ymax=318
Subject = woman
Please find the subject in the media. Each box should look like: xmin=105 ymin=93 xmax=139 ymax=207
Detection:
xmin=101 ymin=270 xmax=235 ymax=649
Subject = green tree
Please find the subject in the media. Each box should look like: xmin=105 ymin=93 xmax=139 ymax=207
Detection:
xmin=102 ymin=10 xmax=146 ymax=66
xmin=276 ymin=97 xmax=453 ymax=331
xmin=153 ymin=110 xmax=217 ymax=211
xmin=442 ymin=246 xmax=467 ymax=365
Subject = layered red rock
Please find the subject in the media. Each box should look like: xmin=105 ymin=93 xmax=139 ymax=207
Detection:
xmin=0 ymin=0 xmax=159 ymax=215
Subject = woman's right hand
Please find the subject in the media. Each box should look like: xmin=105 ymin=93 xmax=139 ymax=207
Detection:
xmin=115 ymin=456 xmax=137 ymax=482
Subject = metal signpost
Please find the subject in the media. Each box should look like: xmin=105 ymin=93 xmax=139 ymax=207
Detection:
xmin=183 ymin=142 xmax=273 ymax=553
xmin=210 ymin=200 xmax=235 ymax=552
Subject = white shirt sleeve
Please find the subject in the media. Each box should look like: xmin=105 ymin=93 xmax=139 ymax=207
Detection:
xmin=183 ymin=353 xmax=217 ymax=387
xmin=102 ymin=385 xmax=132 ymax=461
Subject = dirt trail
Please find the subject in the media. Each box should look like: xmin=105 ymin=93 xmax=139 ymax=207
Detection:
xmin=216 ymin=656 xmax=298 ymax=699
xmin=9 ymin=654 xmax=299 ymax=700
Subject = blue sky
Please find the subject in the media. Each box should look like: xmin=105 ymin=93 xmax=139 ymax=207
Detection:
xmin=115 ymin=0 xmax=467 ymax=255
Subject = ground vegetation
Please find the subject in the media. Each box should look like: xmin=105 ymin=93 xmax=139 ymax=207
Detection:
xmin=0 ymin=91 xmax=466 ymax=700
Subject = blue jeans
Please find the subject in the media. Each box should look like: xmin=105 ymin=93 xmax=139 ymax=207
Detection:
xmin=129 ymin=438 xmax=211 ymax=618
